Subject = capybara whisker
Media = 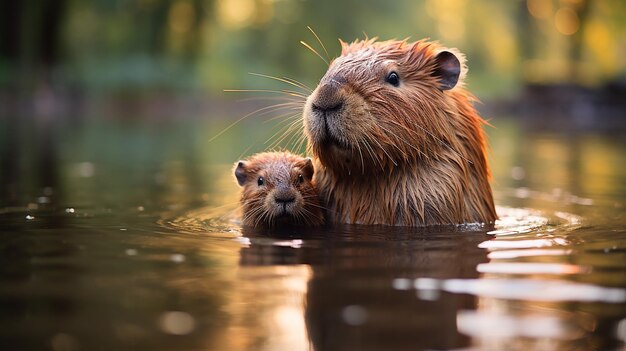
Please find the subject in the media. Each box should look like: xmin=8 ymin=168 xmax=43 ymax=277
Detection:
xmin=248 ymin=72 xmax=313 ymax=93
xmin=282 ymin=76 xmax=313 ymax=92
xmin=224 ymin=88 xmax=308 ymax=99
xmin=266 ymin=118 xmax=304 ymax=150
xmin=307 ymin=26 xmax=331 ymax=63
xmin=300 ymin=41 xmax=329 ymax=66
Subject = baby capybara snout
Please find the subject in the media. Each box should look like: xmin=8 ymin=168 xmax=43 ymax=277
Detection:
xmin=273 ymin=186 xmax=296 ymax=205
xmin=271 ymin=185 xmax=297 ymax=211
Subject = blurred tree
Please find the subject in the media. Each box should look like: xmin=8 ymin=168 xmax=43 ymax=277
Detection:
xmin=0 ymin=0 xmax=67 ymax=86
xmin=2 ymin=0 xmax=626 ymax=94
xmin=569 ymin=0 xmax=590 ymax=81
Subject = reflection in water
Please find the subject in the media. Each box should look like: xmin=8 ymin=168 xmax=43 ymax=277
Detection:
xmin=1 ymin=117 xmax=626 ymax=350
xmin=237 ymin=225 xmax=488 ymax=351
xmin=487 ymin=248 xmax=571 ymax=259
xmin=211 ymin=263 xmax=311 ymax=351
xmin=158 ymin=311 xmax=196 ymax=335
xmin=476 ymin=262 xmax=587 ymax=275
xmin=479 ymin=238 xmax=569 ymax=249
xmin=410 ymin=278 xmax=626 ymax=303
xmin=457 ymin=310 xmax=592 ymax=348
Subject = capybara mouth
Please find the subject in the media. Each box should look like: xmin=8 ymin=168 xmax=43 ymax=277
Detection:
xmin=320 ymin=133 xmax=349 ymax=150
xmin=274 ymin=208 xmax=299 ymax=223
xmin=316 ymin=116 xmax=350 ymax=150
xmin=275 ymin=203 xmax=296 ymax=218
xmin=278 ymin=206 xmax=289 ymax=216
xmin=305 ymin=95 xmax=351 ymax=151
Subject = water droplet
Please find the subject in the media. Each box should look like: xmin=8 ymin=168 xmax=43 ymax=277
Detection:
xmin=137 ymin=206 xmax=145 ymax=211
xmin=234 ymin=236 xmax=251 ymax=247
xmin=25 ymin=215 xmax=35 ymax=220
xmin=125 ymin=249 xmax=138 ymax=256
xmin=511 ymin=166 xmax=525 ymax=180
xmin=417 ymin=288 xmax=440 ymax=301
xmin=158 ymin=311 xmax=195 ymax=335
xmin=514 ymin=187 xmax=531 ymax=198
xmin=341 ymin=305 xmax=368 ymax=326
xmin=273 ymin=239 xmax=304 ymax=248
xmin=120 ymin=228 xmax=127 ymax=231
xmin=575 ymin=197 xmax=593 ymax=206
xmin=77 ymin=162 xmax=95 ymax=178
xmin=170 ymin=254 xmax=185 ymax=263
xmin=65 ymin=208 xmax=75 ymax=214
xmin=392 ymin=278 xmax=412 ymax=290
xmin=414 ymin=278 xmax=440 ymax=290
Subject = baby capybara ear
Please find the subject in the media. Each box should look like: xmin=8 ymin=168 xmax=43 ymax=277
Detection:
xmin=300 ymin=157 xmax=314 ymax=181
xmin=234 ymin=161 xmax=248 ymax=186
xmin=433 ymin=51 xmax=461 ymax=91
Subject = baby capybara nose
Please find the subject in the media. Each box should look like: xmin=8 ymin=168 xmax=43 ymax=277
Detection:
xmin=274 ymin=188 xmax=296 ymax=205
xmin=275 ymin=196 xmax=295 ymax=205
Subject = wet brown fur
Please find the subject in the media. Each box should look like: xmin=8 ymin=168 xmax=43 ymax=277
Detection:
xmin=303 ymin=38 xmax=497 ymax=226
xmin=235 ymin=151 xmax=325 ymax=227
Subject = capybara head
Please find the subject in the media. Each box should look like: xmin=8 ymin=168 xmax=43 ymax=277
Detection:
xmin=234 ymin=152 xmax=324 ymax=227
xmin=304 ymin=38 xmax=470 ymax=174
xmin=302 ymin=38 xmax=496 ymax=225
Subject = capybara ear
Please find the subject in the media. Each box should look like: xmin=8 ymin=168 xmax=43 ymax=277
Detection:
xmin=433 ymin=51 xmax=461 ymax=91
xmin=301 ymin=157 xmax=314 ymax=181
xmin=234 ymin=161 xmax=248 ymax=186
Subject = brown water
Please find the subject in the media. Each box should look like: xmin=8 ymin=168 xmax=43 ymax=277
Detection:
xmin=1 ymin=115 xmax=625 ymax=351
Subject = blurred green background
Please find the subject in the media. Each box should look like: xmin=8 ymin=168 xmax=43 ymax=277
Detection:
xmin=1 ymin=0 xmax=626 ymax=209
xmin=2 ymin=0 xmax=625 ymax=96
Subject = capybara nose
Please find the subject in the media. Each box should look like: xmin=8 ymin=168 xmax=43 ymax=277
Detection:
xmin=312 ymin=100 xmax=343 ymax=114
xmin=274 ymin=195 xmax=295 ymax=205
xmin=312 ymin=77 xmax=345 ymax=114
xmin=274 ymin=188 xmax=296 ymax=205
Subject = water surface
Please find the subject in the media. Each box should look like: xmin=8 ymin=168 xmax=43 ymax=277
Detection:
xmin=1 ymin=115 xmax=625 ymax=351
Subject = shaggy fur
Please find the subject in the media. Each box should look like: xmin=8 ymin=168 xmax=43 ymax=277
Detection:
xmin=303 ymin=38 xmax=497 ymax=226
xmin=234 ymin=152 xmax=325 ymax=227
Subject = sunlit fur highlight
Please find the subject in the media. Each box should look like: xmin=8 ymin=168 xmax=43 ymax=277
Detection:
xmin=303 ymin=38 xmax=497 ymax=226
xmin=235 ymin=151 xmax=325 ymax=227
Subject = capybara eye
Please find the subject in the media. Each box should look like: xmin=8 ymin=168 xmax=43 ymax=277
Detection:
xmin=298 ymin=174 xmax=304 ymax=184
xmin=257 ymin=176 xmax=264 ymax=186
xmin=386 ymin=72 xmax=400 ymax=87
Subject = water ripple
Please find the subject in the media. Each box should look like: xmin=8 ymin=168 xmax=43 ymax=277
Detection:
xmin=394 ymin=277 xmax=626 ymax=303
